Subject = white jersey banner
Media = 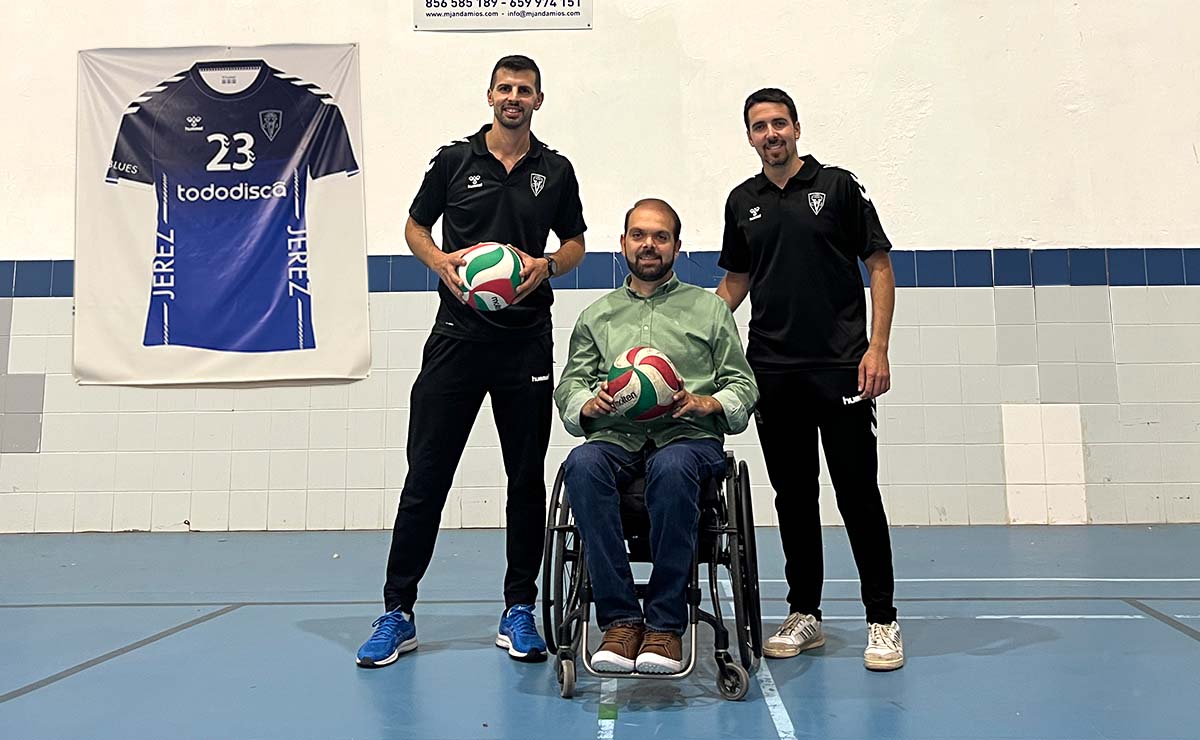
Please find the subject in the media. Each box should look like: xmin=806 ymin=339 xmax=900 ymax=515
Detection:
xmin=75 ymin=44 xmax=369 ymax=385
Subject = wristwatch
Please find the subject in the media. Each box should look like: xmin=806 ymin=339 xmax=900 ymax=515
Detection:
xmin=545 ymin=255 xmax=559 ymax=277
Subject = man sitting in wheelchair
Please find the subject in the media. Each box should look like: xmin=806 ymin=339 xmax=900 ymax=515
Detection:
xmin=553 ymin=198 xmax=758 ymax=674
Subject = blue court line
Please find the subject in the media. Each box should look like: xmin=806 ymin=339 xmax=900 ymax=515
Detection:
xmin=11 ymin=248 xmax=1200 ymax=297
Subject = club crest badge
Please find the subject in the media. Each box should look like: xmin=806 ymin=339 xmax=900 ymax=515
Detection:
xmin=259 ymin=110 xmax=282 ymax=142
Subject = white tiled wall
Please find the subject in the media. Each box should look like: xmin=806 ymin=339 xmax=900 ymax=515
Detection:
xmin=1 ymin=285 xmax=1198 ymax=532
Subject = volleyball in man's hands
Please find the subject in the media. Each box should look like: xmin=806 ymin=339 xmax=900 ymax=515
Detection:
xmin=606 ymin=346 xmax=683 ymax=421
xmin=457 ymin=242 xmax=522 ymax=311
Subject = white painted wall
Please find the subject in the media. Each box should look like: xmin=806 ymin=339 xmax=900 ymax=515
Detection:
xmin=2 ymin=1 xmax=1198 ymax=532
xmin=7 ymin=285 xmax=1200 ymax=533
xmin=2 ymin=0 xmax=1198 ymax=258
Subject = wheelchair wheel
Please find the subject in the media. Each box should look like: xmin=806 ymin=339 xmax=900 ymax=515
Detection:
xmin=738 ymin=461 xmax=763 ymax=665
xmin=557 ymin=657 xmax=576 ymax=699
xmin=716 ymin=655 xmax=750 ymax=701
xmin=542 ymin=466 xmax=584 ymax=657
xmin=542 ymin=466 xmax=566 ymax=654
xmin=728 ymin=460 xmax=762 ymax=671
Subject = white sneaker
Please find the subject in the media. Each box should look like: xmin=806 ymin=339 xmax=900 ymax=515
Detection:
xmin=864 ymin=621 xmax=904 ymax=671
xmin=763 ymin=612 xmax=824 ymax=658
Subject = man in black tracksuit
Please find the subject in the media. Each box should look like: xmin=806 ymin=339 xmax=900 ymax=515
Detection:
xmin=717 ymin=88 xmax=904 ymax=671
xmin=356 ymin=55 xmax=586 ymax=668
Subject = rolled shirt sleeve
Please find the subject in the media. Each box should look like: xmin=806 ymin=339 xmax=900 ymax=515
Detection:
xmin=554 ymin=313 xmax=603 ymax=438
xmin=707 ymin=298 xmax=758 ymax=435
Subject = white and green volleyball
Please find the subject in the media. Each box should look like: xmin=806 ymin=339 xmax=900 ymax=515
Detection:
xmin=606 ymin=346 xmax=684 ymax=421
xmin=457 ymin=242 xmax=522 ymax=311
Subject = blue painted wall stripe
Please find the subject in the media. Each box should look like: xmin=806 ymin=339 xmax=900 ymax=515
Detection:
xmin=7 ymin=249 xmax=1200 ymax=297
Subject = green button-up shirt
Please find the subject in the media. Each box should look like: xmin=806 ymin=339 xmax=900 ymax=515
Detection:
xmin=554 ymin=273 xmax=759 ymax=452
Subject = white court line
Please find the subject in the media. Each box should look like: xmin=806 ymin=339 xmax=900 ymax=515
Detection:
xmin=755 ymin=661 xmax=797 ymax=740
xmin=727 ymin=580 xmax=1173 ymax=620
xmin=756 ymin=578 xmax=1200 ymax=583
xmin=597 ymin=678 xmax=617 ymax=740
xmin=763 ymin=614 xmax=1146 ymax=621
xmin=976 ymin=614 xmax=1145 ymax=620
xmin=720 ymin=578 xmax=797 ymax=740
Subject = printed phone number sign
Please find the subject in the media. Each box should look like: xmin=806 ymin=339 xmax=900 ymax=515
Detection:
xmin=414 ymin=0 xmax=592 ymax=31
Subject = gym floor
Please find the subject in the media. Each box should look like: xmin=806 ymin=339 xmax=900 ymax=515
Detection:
xmin=2 ymin=525 xmax=1197 ymax=740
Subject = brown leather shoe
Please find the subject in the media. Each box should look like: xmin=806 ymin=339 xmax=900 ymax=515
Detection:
xmin=636 ymin=631 xmax=683 ymax=674
xmin=592 ymin=623 xmax=645 ymax=673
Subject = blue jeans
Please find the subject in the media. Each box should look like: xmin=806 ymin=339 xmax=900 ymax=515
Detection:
xmin=563 ymin=438 xmax=726 ymax=635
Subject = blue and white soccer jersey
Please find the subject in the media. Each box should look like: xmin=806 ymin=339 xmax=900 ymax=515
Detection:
xmin=106 ymin=60 xmax=359 ymax=352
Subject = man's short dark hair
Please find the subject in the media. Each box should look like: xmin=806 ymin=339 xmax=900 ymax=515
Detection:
xmin=743 ymin=88 xmax=799 ymax=129
xmin=490 ymin=55 xmax=541 ymax=92
xmin=624 ymin=198 xmax=682 ymax=242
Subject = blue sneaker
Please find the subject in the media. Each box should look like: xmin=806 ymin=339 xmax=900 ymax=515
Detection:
xmin=356 ymin=608 xmax=417 ymax=668
xmin=496 ymin=604 xmax=547 ymax=662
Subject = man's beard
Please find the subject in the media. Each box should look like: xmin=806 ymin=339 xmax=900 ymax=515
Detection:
xmin=763 ymin=141 xmax=791 ymax=164
xmin=626 ymin=252 xmax=673 ymax=281
xmin=495 ymin=104 xmax=527 ymax=129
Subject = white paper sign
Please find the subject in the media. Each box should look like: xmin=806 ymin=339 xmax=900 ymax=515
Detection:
xmin=414 ymin=0 xmax=592 ymax=31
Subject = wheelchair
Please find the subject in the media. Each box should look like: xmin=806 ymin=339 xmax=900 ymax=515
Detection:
xmin=541 ymin=450 xmax=762 ymax=701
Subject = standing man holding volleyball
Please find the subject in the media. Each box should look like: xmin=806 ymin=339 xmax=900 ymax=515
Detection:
xmin=357 ymin=55 xmax=587 ymax=668
xmin=554 ymin=199 xmax=757 ymax=674
xmin=716 ymin=88 xmax=904 ymax=671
